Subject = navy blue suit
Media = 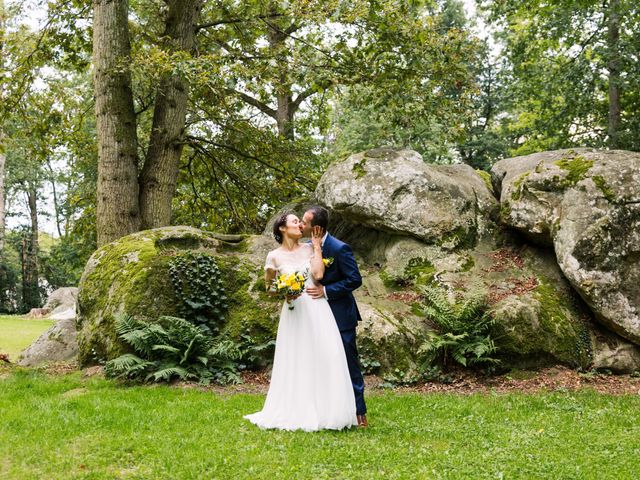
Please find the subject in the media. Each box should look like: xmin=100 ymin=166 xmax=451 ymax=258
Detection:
xmin=321 ymin=234 xmax=367 ymax=415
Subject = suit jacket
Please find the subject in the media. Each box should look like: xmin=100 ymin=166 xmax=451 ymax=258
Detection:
xmin=320 ymin=234 xmax=362 ymax=331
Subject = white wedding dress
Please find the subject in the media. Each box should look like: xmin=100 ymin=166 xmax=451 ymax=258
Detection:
xmin=244 ymin=243 xmax=358 ymax=431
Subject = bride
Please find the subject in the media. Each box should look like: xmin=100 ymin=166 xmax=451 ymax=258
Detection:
xmin=244 ymin=212 xmax=358 ymax=431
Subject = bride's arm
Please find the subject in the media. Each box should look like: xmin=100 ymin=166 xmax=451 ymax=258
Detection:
xmin=264 ymin=251 xmax=278 ymax=295
xmin=309 ymin=226 xmax=325 ymax=281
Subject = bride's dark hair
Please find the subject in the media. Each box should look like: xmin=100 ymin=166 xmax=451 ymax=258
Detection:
xmin=272 ymin=212 xmax=294 ymax=244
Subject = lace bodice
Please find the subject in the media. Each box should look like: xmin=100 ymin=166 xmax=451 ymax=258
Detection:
xmin=265 ymin=243 xmax=315 ymax=277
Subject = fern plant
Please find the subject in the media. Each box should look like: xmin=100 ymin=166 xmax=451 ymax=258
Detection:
xmin=418 ymin=286 xmax=500 ymax=369
xmin=105 ymin=314 xmax=242 ymax=384
xmin=168 ymin=251 xmax=228 ymax=334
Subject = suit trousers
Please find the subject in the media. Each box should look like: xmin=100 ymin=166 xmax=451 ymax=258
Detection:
xmin=339 ymin=327 xmax=367 ymax=415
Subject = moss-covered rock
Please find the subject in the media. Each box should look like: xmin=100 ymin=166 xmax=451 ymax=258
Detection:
xmin=76 ymin=145 xmax=640 ymax=376
xmin=490 ymin=281 xmax=592 ymax=369
xmin=345 ymin=218 xmax=639 ymax=371
xmin=492 ymin=149 xmax=640 ymax=346
xmin=77 ymin=227 xmax=279 ymax=366
xmin=355 ymin=299 xmax=426 ymax=379
xmin=315 ymin=148 xmax=497 ymax=246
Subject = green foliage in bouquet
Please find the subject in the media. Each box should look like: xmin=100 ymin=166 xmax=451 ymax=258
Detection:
xmin=168 ymin=251 xmax=228 ymax=334
xmin=418 ymin=286 xmax=500 ymax=369
xmin=104 ymin=314 xmax=242 ymax=384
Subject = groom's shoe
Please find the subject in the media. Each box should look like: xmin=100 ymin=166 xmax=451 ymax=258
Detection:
xmin=357 ymin=415 xmax=368 ymax=428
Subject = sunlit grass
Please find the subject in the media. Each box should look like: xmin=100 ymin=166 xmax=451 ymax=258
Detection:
xmin=1 ymin=367 xmax=639 ymax=479
xmin=0 ymin=315 xmax=54 ymax=360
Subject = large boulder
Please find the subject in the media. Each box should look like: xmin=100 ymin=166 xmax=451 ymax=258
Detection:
xmin=76 ymin=226 xmax=280 ymax=366
xmin=17 ymin=317 xmax=78 ymax=367
xmin=17 ymin=288 xmax=80 ymax=366
xmin=316 ymin=148 xmax=498 ymax=249
xmin=44 ymin=287 xmax=78 ymax=315
xmin=72 ymin=147 xmax=640 ymax=376
xmin=492 ymin=149 xmax=640 ymax=345
xmin=325 ymin=218 xmax=602 ymax=371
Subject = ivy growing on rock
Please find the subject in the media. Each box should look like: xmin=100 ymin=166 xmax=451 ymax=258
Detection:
xmin=168 ymin=251 xmax=228 ymax=334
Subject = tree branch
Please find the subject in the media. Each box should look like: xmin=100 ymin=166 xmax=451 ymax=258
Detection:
xmin=186 ymin=134 xmax=314 ymax=189
xmin=227 ymin=89 xmax=277 ymax=118
xmin=196 ymin=13 xmax=284 ymax=31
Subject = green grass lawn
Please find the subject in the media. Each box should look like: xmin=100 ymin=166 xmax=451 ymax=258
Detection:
xmin=1 ymin=368 xmax=639 ymax=479
xmin=0 ymin=315 xmax=54 ymax=360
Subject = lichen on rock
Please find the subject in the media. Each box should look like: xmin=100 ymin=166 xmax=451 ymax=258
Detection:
xmin=315 ymin=148 xmax=497 ymax=248
xmin=492 ymin=148 xmax=640 ymax=346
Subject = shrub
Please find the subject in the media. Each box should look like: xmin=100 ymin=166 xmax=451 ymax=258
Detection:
xmin=418 ymin=286 xmax=500 ymax=369
xmin=104 ymin=314 xmax=242 ymax=384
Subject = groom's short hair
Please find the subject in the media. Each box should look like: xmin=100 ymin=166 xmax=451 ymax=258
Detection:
xmin=306 ymin=205 xmax=328 ymax=230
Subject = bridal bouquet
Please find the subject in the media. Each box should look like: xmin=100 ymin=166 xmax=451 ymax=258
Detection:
xmin=272 ymin=272 xmax=308 ymax=310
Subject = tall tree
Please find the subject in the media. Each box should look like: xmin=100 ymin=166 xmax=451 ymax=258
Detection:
xmin=0 ymin=0 xmax=7 ymax=252
xmin=138 ymin=0 xmax=203 ymax=230
xmin=607 ymin=0 xmax=621 ymax=148
xmin=328 ymin=1 xmax=478 ymax=162
xmin=93 ymin=0 xmax=203 ymax=244
xmin=92 ymin=0 xmax=141 ymax=245
xmin=483 ymin=0 xmax=640 ymax=154
xmin=21 ymin=185 xmax=40 ymax=310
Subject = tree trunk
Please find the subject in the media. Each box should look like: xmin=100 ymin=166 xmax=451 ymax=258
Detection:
xmin=0 ymin=0 xmax=6 ymax=252
xmin=138 ymin=0 xmax=203 ymax=230
xmin=46 ymin=160 xmax=63 ymax=238
xmin=267 ymin=19 xmax=296 ymax=140
xmin=275 ymin=78 xmax=295 ymax=140
xmin=607 ymin=0 xmax=621 ymax=148
xmin=22 ymin=188 xmax=40 ymax=309
xmin=93 ymin=0 xmax=140 ymax=246
xmin=0 ymin=133 xmax=5 ymax=252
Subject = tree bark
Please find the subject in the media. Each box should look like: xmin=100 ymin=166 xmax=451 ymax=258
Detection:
xmin=0 ymin=0 xmax=6 ymax=252
xmin=22 ymin=187 xmax=40 ymax=309
xmin=46 ymin=159 xmax=63 ymax=238
xmin=607 ymin=0 xmax=621 ymax=148
xmin=93 ymin=0 xmax=140 ymax=246
xmin=138 ymin=0 xmax=203 ymax=230
xmin=0 ymin=133 xmax=5 ymax=252
xmin=267 ymin=17 xmax=296 ymax=140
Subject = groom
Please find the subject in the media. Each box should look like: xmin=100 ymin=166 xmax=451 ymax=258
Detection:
xmin=301 ymin=206 xmax=368 ymax=427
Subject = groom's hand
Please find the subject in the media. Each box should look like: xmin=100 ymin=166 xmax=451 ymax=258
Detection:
xmin=307 ymin=284 xmax=325 ymax=299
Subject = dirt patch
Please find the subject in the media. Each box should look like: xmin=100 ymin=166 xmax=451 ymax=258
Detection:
xmin=487 ymin=276 xmax=538 ymax=304
xmin=482 ymin=248 xmax=526 ymax=273
xmin=4 ymin=362 xmax=640 ymax=396
xmin=43 ymin=361 xmax=79 ymax=375
xmin=386 ymin=292 xmax=423 ymax=303
xmin=173 ymin=366 xmax=640 ymax=396
xmin=392 ymin=366 xmax=640 ymax=395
